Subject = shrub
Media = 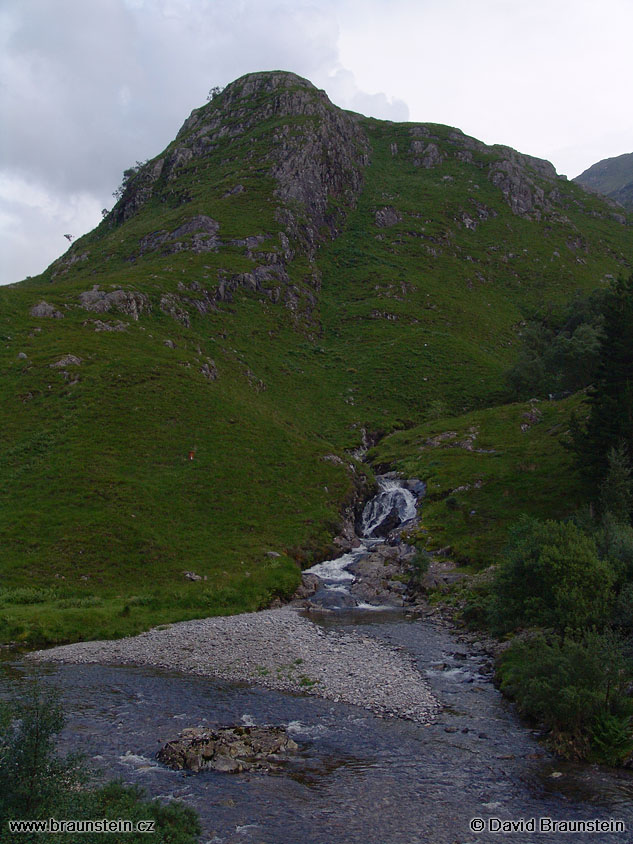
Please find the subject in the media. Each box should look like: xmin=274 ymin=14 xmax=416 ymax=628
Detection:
xmin=489 ymin=516 xmax=615 ymax=634
xmin=0 ymin=587 xmax=56 ymax=606
xmin=0 ymin=683 xmax=200 ymax=843
xmin=498 ymin=630 xmax=633 ymax=763
xmin=408 ymin=549 xmax=430 ymax=590
xmin=595 ymin=514 xmax=633 ymax=585
xmin=599 ymin=442 xmax=633 ymax=522
xmin=0 ymin=684 xmax=84 ymax=822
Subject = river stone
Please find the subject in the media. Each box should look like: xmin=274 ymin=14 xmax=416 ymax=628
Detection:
xmin=293 ymin=573 xmax=320 ymax=599
xmin=308 ymin=587 xmax=357 ymax=609
xmin=350 ymin=580 xmax=404 ymax=607
xmin=403 ymin=478 xmax=426 ymax=498
xmin=348 ymin=554 xmax=398 ymax=580
xmin=157 ymin=725 xmax=298 ymax=774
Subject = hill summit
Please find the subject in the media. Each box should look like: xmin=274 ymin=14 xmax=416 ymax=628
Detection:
xmin=1 ymin=70 xmax=632 ymax=643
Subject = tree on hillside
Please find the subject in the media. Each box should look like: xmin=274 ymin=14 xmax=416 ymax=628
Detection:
xmin=600 ymin=443 xmax=633 ymax=522
xmin=489 ymin=516 xmax=614 ymax=634
xmin=572 ymin=272 xmax=633 ymax=501
xmin=506 ymin=290 xmax=605 ymax=398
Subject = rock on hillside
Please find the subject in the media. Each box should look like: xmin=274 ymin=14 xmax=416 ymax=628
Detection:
xmin=110 ymin=71 xmax=370 ymax=257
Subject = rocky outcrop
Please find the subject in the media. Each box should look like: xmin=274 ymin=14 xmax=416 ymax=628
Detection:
xmin=488 ymin=149 xmax=558 ymax=219
xmin=83 ymin=319 xmax=128 ymax=332
xmin=49 ymin=250 xmax=89 ymax=279
xmin=159 ymin=293 xmax=190 ymax=326
xmin=30 ymin=301 xmax=64 ymax=319
xmin=347 ymin=547 xmax=414 ymax=607
xmin=200 ymin=359 xmax=217 ymax=380
xmin=375 ymin=207 xmax=402 ymax=228
xmin=110 ymin=72 xmax=369 ymax=261
xmin=157 ymin=725 xmax=299 ymax=774
xmin=79 ymin=286 xmax=150 ymax=320
xmin=50 ymin=355 xmax=82 ymax=368
xmin=293 ymin=573 xmax=320 ymax=600
xmin=410 ymin=140 xmax=444 ymax=169
xmin=138 ymin=215 xmax=221 ymax=257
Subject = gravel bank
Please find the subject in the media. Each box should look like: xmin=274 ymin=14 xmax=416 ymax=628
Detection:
xmin=29 ymin=608 xmax=438 ymax=722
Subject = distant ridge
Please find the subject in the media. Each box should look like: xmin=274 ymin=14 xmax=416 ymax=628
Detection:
xmin=574 ymin=151 xmax=633 ymax=211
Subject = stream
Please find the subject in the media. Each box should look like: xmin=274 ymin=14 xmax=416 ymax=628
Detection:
xmin=2 ymin=478 xmax=633 ymax=843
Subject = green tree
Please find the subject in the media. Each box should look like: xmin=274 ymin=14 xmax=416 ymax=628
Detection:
xmin=207 ymin=85 xmax=224 ymax=101
xmin=498 ymin=629 xmax=633 ymax=762
xmin=599 ymin=442 xmax=633 ymax=522
xmin=506 ymin=289 xmax=605 ymax=398
xmin=490 ymin=516 xmax=615 ymax=633
xmin=0 ymin=685 xmax=83 ymax=822
xmin=0 ymin=683 xmax=201 ymax=843
xmin=573 ymin=272 xmax=633 ymax=489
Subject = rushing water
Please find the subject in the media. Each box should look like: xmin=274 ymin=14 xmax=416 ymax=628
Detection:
xmin=2 ymin=479 xmax=633 ymax=843
xmin=303 ymin=476 xmax=419 ymax=609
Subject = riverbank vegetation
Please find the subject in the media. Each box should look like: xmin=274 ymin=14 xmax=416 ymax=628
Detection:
xmin=0 ymin=683 xmax=200 ymax=843
xmin=373 ymin=272 xmax=633 ymax=765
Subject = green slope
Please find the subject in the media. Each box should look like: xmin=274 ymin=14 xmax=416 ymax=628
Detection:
xmin=1 ymin=71 xmax=632 ymax=643
xmin=369 ymin=394 xmax=587 ymax=566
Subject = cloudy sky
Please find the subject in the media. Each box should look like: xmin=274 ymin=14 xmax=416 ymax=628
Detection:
xmin=2 ymin=0 xmax=632 ymax=285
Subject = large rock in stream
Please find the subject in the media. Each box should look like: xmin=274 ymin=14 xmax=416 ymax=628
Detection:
xmin=346 ymin=548 xmax=413 ymax=607
xmin=157 ymin=725 xmax=299 ymax=773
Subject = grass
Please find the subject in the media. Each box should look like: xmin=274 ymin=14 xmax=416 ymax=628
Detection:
xmin=1 ymin=72 xmax=632 ymax=644
xmin=370 ymin=393 xmax=587 ymax=566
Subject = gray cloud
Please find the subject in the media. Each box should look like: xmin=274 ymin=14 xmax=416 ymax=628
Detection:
xmin=3 ymin=0 xmax=631 ymax=285
xmin=1 ymin=0 xmax=410 ymax=283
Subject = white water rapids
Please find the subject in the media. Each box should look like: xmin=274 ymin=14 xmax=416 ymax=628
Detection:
xmin=303 ymin=476 xmax=419 ymax=602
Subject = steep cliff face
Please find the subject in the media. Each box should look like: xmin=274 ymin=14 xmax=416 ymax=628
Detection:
xmin=111 ymin=72 xmax=369 ymax=256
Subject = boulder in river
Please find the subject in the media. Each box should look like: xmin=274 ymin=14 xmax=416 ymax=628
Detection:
xmin=293 ymin=572 xmax=320 ymax=599
xmin=157 ymin=725 xmax=299 ymax=773
xmin=369 ymin=505 xmax=401 ymax=538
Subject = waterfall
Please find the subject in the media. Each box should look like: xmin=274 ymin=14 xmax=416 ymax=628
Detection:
xmin=361 ymin=478 xmax=417 ymax=538
xmin=303 ymin=476 xmax=421 ymax=606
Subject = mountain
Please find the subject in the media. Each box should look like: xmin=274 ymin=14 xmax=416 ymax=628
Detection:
xmin=2 ymin=70 xmax=632 ymax=644
xmin=574 ymin=152 xmax=633 ymax=211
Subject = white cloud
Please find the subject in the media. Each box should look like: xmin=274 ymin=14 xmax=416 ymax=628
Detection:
xmin=334 ymin=0 xmax=633 ymax=175
xmin=324 ymin=68 xmax=409 ymax=122
xmin=0 ymin=172 xmax=102 ymax=284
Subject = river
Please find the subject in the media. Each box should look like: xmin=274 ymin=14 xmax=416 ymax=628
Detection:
xmin=2 ymin=478 xmax=633 ymax=843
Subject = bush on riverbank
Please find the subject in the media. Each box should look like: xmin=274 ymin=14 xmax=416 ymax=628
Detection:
xmin=488 ymin=516 xmax=615 ymax=634
xmin=498 ymin=630 xmax=633 ymax=764
xmin=0 ymin=684 xmax=200 ymax=843
xmin=479 ymin=509 xmax=633 ymax=764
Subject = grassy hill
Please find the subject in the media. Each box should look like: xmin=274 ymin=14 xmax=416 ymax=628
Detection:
xmin=1 ymin=71 xmax=632 ymax=644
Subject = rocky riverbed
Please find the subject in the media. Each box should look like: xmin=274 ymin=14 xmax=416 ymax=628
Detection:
xmin=29 ymin=608 xmax=439 ymax=723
